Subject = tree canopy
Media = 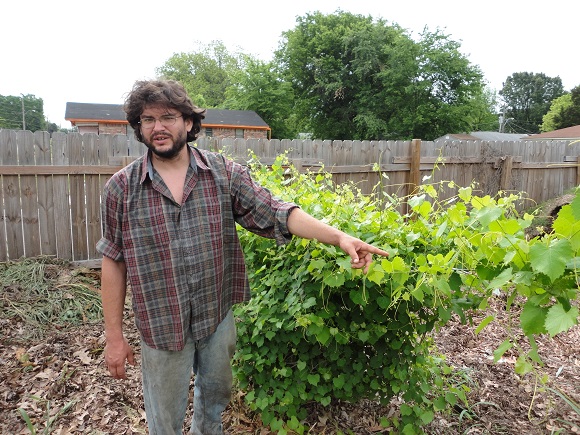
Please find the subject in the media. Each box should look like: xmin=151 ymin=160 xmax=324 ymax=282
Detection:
xmin=156 ymin=40 xmax=245 ymax=109
xmin=552 ymin=85 xmax=580 ymax=130
xmin=0 ymin=94 xmax=46 ymax=132
xmin=275 ymin=11 xmax=493 ymax=140
xmin=224 ymin=56 xmax=297 ymax=139
xmin=499 ymin=72 xmax=565 ymax=134
xmin=541 ymin=93 xmax=572 ymax=132
xmin=154 ymin=12 xmax=495 ymax=140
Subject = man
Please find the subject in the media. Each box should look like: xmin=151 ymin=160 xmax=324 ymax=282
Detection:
xmin=97 ymin=79 xmax=389 ymax=435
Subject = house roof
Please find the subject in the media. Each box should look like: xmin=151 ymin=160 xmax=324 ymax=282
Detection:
xmin=64 ymin=102 xmax=270 ymax=129
xmin=203 ymin=109 xmax=269 ymax=129
xmin=438 ymin=133 xmax=479 ymax=141
xmin=470 ymin=131 xmax=528 ymax=141
xmin=523 ymin=124 xmax=580 ymax=140
xmin=436 ymin=131 xmax=527 ymax=142
xmin=65 ymin=103 xmax=126 ymax=123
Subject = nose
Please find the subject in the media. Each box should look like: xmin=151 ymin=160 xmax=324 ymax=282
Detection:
xmin=153 ymin=118 xmax=165 ymax=129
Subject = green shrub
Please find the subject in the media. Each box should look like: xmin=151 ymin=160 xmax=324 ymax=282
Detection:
xmin=233 ymin=154 xmax=579 ymax=433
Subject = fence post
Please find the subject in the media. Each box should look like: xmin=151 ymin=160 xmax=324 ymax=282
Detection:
xmin=500 ymin=156 xmax=514 ymax=191
xmin=577 ymin=156 xmax=580 ymax=186
xmin=409 ymin=139 xmax=422 ymax=195
xmin=405 ymin=139 xmax=422 ymax=217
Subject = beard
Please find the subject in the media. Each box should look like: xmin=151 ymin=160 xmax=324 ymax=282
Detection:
xmin=143 ymin=130 xmax=188 ymax=160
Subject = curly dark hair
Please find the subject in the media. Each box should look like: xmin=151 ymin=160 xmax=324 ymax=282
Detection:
xmin=124 ymin=79 xmax=206 ymax=143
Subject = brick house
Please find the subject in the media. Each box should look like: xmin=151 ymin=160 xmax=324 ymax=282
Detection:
xmin=64 ymin=102 xmax=271 ymax=139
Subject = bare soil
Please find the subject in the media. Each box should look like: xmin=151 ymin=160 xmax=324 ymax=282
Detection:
xmin=1 ymin=266 xmax=579 ymax=434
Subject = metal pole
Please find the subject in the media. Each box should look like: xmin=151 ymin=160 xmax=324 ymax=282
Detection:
xmin=21 ymin=95 xmax=26 ymax=130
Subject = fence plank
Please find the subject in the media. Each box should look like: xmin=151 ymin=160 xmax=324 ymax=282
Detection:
xmin=0 ymin=130 xmax=10 ymax=260
xmin=3 ymin=130 xmax=25 ymax=259
xmin=69 ymin=133 xmax=88 ymax=261
xmin=500 ymin=156 xmax=514 ymax=191
xmin=51 ymin=132 xmax=73 ymax=259
xmin=34 ymin=131 xmax=57 ymax=256
xmin=18 ymin=131 xmax=42 ymax=257
xmin=84 ymin=134 xmax=101 ymax=259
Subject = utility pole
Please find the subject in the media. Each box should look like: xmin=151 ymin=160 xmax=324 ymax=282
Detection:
xmin=21 ymin=94 xmax=26 ymax=130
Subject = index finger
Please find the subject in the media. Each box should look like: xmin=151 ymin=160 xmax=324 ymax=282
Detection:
xmin=367 ymin=245 xmax=389 ymax=257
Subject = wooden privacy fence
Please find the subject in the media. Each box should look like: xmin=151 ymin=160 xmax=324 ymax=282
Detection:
xmin=0 ymin=129 xmax=579 ymax=264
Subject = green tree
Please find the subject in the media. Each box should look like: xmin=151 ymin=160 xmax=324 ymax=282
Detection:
xmin=402 ymin=29 xmax=491 ymax=139
xmin=499 ymin=72 xmax=565 ymax=134
xmin=553 ymin=85 xmax=580 ymax=130
xmin=541 ymin=93 xmax=572 ymax=132
xmin=224 ymin=56 xmax=297 ymax=139
xmin=46 ymin=121 xmax=60 ymax=134
xmin=0 ymin=94 xmax=46 ymax=131
xmin=464 ymin=86 xmax=500 ymax=132
xmin=276 ymin=11 xmax=491 ymax=140
xmin=156 ymin=40 xmax=244 ymax=108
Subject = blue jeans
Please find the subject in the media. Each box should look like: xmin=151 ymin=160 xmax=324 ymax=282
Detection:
xmin=141 ymin=310 xmax=236 ymax=435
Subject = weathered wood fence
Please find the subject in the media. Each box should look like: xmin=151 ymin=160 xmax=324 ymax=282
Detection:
xmin=0 ymin=129 xmax=579 ymax=264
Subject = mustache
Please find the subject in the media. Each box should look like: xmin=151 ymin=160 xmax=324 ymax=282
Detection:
xmin=144 ymin=135 xmax=187 ymax=159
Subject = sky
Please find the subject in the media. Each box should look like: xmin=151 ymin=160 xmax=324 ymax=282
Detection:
xmin=1 ymin=0 xmax=577 ymax=128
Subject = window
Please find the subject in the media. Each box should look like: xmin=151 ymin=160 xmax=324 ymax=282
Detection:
xmin=235 ymin=128 xmax=244 ymax=139
xmin=205 ymin=127 xmax=213 ymax=137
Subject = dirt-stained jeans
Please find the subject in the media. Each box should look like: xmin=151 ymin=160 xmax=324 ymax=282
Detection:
xmin=141 ymin=310 xmax=236 ymax=435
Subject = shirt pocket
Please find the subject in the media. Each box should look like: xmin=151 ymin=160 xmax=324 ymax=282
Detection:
xmin=127 ymin=201 xmax=169 ymax=249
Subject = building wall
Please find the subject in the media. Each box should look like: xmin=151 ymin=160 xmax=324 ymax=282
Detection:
xmin=200 ymin=127 xmax=268 ymax=140
xmin=99 ymin=123 xmax=128 ymax=135
xmin=77 ymin=125 xmax=99 ymax=135
xmin=245 ymin=129 xmax=268 ymax=139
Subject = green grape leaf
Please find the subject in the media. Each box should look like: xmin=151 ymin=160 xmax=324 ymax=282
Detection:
xmin=545 ymin=304 xmax=579 ymax=337
xmin=571 ymin=191 xmax=580 ymax=219
xmin=333 ymin=376 xmax=346 ymax=389
xmin=529 ymin=239 xmax=573 ymax=282
xmin=552 ymin=200 xmax=580 ymax=251
xmin=323 ymin=272 xmax=345 ymax=288
xmin=366 ymin=265 xmax=385 ymax=285
xmin=520 ymin=301 xmax=548 ymax=335
xmin=475 ymin=205 xmax=503 ymax=227
xmin=485 ymin=267 xmax=513 ymax=290
xmin=307 ymin=373 xmax=320 ymax=386
xmin=515 ymin=355 xmax=533 ymax=375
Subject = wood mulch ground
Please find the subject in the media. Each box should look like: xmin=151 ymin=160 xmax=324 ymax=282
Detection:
xmin=1 ymin=266 xmax=578 ymax=434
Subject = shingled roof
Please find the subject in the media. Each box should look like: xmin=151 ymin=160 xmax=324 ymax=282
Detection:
xmin=436 ymin=131 xmax=527 ymax=142
xmin=203 ymin=109 xmax=269 ymax=128
xmin=65 ymin=103 xmax=126 ymax=123
xmin=523 ymin=124 xmax=580 ymax=140
xmin=65 ymin=102 xmax=269 ymax=129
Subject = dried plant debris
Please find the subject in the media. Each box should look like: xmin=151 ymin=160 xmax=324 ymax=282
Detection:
xmin=0 ymin=258 xmax=578 ymax=434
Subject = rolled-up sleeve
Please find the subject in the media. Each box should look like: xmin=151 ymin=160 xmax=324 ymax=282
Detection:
xmin=96 ymin=174 xmax=125 ymax=261
xmin=228 ymin=160 xmax=298 ymax=245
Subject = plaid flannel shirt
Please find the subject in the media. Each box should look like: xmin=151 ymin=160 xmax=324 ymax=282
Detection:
xmin=97 ymin=146 xmax=297 ymax=350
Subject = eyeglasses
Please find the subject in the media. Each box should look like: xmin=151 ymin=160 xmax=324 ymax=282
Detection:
xmin=138 ymin=114 xmax=182 ymax=128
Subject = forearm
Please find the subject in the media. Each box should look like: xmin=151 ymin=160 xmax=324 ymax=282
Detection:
xmin=287 ymin=208 xmax=346 ymax=245
xmin=101 ymin=256 xmax=128 ymax=342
